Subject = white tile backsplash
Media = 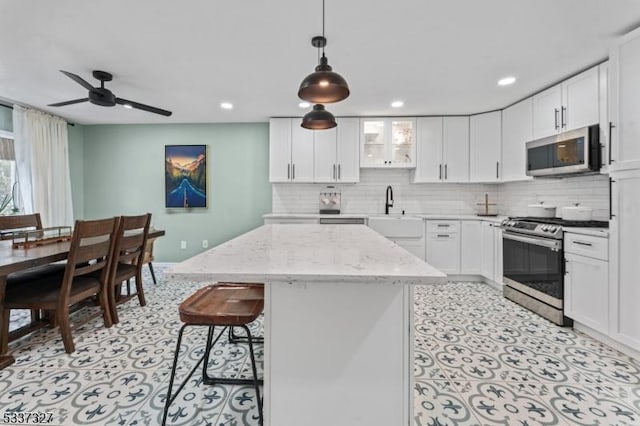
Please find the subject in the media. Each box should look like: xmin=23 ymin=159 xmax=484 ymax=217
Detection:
xmin=272 ymin=170 xmax=610 ymax=220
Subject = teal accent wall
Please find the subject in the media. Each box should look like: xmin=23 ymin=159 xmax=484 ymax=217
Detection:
xmin=77 ymin=123 xmax=271 ymax=262
xmin=0 ymin=106 xmax=12 ymax=132
xmin=67 ymin=124 xmax=85 ymax=219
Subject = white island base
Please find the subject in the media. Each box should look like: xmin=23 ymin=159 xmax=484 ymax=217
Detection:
xmin=265 ymin=281 xmax=412 ymax=426
xmin=169 ymin=225 xmax=446 ymax=426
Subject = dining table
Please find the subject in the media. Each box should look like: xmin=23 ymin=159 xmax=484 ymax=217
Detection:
xmin=0 ymin=228 xmax=165 ymax=369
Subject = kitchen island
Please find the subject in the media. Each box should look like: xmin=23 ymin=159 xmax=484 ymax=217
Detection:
xmin=169 ymin=224 xmax=446 ymax=426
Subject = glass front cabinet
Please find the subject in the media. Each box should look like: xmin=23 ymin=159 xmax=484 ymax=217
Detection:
xmin=360 ymin=118 xmax=416 ymax=168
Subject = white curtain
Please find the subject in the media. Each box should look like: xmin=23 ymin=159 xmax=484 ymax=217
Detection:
xmin=13 ymin=105 xmax=74 ymax=227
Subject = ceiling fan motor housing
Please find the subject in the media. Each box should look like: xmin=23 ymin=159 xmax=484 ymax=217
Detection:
xmin=89 ymin=88 xmax=116 ymax=106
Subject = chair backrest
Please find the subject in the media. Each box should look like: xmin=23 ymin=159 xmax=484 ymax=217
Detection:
xmin=60 ymin=217 xmax=120 ymax=300
xmin=0 ymin=213 xmax=43 ymax=239
xmin=111 ymin=213 xmax=152 ymax=271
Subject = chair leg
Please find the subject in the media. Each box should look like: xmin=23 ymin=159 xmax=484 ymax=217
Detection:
xmin=148 ymin=262 xmax=157 ymax=285
xmin=135 ymin=271 xmax=146 ymax=307
xmin=57 ymin=308 xmax=75 ymax=353
xmin=109 ymin=282 xmax=120 ymax=325
xmin=0 ymin=307 xmax=10 ymax=355
xmin=99 ymin=285 xmax=113 ymax=328
xmin=243 ymin=324 xmax=264 ymax=426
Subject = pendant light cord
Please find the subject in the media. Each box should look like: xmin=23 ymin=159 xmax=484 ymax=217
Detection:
xmin=322 ymin=0 xmax=326 ymax=56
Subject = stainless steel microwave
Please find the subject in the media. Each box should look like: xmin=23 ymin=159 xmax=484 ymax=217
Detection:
xmin=526 ymin=125 xmax=601 ymax=177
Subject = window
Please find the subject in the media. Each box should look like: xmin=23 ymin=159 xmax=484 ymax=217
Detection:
xmin=0 ymin=134 xmax=18 ymax=214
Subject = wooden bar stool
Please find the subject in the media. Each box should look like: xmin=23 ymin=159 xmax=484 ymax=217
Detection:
xmin=162 ymin=283 xmax=264 ymax=426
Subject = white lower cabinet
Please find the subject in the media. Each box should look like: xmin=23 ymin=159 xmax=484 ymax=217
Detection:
xmin=460 ymin=221 xmax=482 ymax=274
xmin=426 ymin=221 xmax=460 ymax=274
xmin=481 ymin=222 xmax=495 ymax=279
xmin=393 ymin=238 xmax=426 ymax=261
xmin=609 ymin=169 xmax=640 ymax=351
xmin=565 ymin=252 xmax=609 ymax=334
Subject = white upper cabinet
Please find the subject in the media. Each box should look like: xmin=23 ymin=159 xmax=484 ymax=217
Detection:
xmin=270 ymin=118 xmax=313 ymax=183
xmin=336 ymin=118 xmax=360 ymax=182
xmin=313 ymin=127 xmax=338 ymax=183
xmin=501 ymin=98 xmax=533 ymax=182
xmin=532 ymin=66 xmax=599 ymax=139
xmin=270 ymin=118 xmax=358 ymax=184
xmin=414 ymin=117 xmax=444 ymax=182
xmin=361 ymin=118 xmax=416 ymax=168
xmin=443 ymin=117 xmax=470 ymax=182
xmin=610 ymin=26 xmax=640 ymax=168
xmin=470 ymin=111 xmax=502 ymax=182
xmin=291 ymin=124 xmax=315 ymax=182
xmin=269 ymin=118 xmax=293 ymax=183
xmin=314 ymin=118 xmax=359 ymax=183
xmin=414 ymin=117 xmax=469 ymax=182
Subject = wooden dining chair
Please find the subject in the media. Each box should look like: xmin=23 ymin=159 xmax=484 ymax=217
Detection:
xmin=0 ymin=217 xmax=118 ymax=354
xmin=141 ymin=233 xmax=158 ymax=285
xmin=107 ymin=213 xmax=151 ymax=324
xmin=0 ymin=213 xmax=43 ymax=239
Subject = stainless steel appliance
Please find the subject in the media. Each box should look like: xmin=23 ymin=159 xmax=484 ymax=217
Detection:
xmin=526 ymin=125 xmax=601 ymax=177
xmin=501 ymin=217 xmax=608 ymax=326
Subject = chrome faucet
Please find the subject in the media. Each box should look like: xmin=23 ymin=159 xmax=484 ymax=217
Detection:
xmin=385 ymin=185 xmax=394 ymax=214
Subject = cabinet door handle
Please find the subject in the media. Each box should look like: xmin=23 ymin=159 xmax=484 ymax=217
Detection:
xmin=338 ymin=164 xmax=341 ymax=179
xmin=439 ymin=164 xmax=442 ymax=180
xmin=437 ymin=234 xmax=450 ymax=238
xmin=333 ymin=164 xmax=336 ymax=180
xmin=496 ymin=161 xmax=499 ymax=179
xmin=437 ymin=224 xmax=450 ymax=228
xmin=287 ymin=163 xmax=290 ymax=180
xmin=609 ymin=178 xmax=615 ymax=219
xmin=445 ymin=164 xmax=448 ymax=180
xmin=561 ymin=106 xmax=566 ymax=128
xmin=573 ymin=241 xmax=593 ymax=247
xmin=292 ymin=164 xmax=295 ymax=180
xmin=554 ymin=108 xmax=559 ymax=130
xmin=609 ymin=122 xmax=615 ymax=164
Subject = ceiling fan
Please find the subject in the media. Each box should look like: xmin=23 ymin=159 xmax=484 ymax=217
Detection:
xmin=48 ymin=70 xmax=172 ymax=116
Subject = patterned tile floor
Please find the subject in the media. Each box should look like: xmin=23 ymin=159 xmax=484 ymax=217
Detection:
xmin=0 ymin=268 xmax=638 ymax=425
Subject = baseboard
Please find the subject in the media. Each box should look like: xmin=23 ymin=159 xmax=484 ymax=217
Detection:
xmin=152 ymin=262 xmax=176 ymax=267
xmin=573 ymin=321 xmax=640 ymax=360
xmin=446 ymin=275 xmax=503 ymax=291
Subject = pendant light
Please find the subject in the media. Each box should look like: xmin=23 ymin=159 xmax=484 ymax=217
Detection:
xmin=298 ymin=0 xmax=350 ymax=104
xmin=301 ymin=104 xmax=337 ymax=130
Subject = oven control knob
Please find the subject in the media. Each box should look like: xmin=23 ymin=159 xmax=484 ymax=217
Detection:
xmin=548 ymin=226 xmax=557 ymax=232
xmin=541 ymin=225 xmax=548 ymax=231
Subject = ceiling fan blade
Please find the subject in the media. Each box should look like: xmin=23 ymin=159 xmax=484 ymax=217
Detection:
xmin=48 ymin=98 xmax=89 ymax=107
xmin=60 ymin=70 xmax=95 ymax=91
xmin=116 ymin=98 xmax=172 ymax=116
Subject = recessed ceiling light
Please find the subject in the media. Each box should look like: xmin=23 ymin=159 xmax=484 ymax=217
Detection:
xmin=122 ymin=103 xmax=133 ymax=109
xmin=220 ymin=102 xmax=233 ymax=109
xmin=299 ymin=102 xmax=311 ymax=108
xmin=498 ymin=76 xmax=516 ymax=86
xmin=391 ymin=100 xmax=404 ymax=108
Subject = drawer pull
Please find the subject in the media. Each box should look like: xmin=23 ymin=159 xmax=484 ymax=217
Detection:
xmin=437 ymin=234 xmax=450 ymax=238
xmin=573 ymin=241 xmax=593 ymax=247
xmin=437 ymin=224 xmax=450 ymax=227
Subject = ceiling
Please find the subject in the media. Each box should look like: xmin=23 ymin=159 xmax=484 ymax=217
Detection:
xmin=1 ymin=0 xmax=640 ymax=125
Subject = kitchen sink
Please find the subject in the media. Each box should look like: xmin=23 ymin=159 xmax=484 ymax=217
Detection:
xmin=367 ymin=215 xmax=424 ymax=238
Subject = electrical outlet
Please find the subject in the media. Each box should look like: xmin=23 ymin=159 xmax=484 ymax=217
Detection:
xmin=202 ymin=240 xmax=208 ymax=248
xmin=180 ymin=240 xmax=187 ymax=250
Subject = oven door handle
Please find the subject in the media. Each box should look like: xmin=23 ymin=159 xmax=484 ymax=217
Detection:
xmin=502 ymin=232 xmax=562 ymax=250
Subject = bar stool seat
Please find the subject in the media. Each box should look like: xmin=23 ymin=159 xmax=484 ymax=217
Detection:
xmin=162 ymin=283 xmax=264 ymax=426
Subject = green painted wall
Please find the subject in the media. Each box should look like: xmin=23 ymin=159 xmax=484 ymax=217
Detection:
xmin=0 ymin=106 xmax=12 ymax=132
xmin=78 ymin=123 xmax=271 ymax=262
xmin=67 ymin=124 xmax=85 ymax=219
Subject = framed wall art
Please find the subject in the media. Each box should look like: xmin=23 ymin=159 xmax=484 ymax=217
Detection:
xmin=165 ymin=145 xmax=207 ymax=208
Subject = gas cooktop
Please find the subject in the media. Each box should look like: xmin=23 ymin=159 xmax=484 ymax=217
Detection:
xmin=502 ymin=217 xmax=609 ymax=239
xmin=509 ymin=217 xmax=609 ymax=228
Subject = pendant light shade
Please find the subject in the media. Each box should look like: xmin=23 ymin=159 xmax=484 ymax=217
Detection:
xmin=298 ymin=53 xmax=350 ymax=104
xmin=297 ymin=0 xmax=350 ymax=104
xmin=301 ymin=104 xmax=337 ymax=130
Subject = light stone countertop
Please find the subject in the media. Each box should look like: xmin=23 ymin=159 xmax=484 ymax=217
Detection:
xmin=263 ymin=213 xmax=507 ymax=224
xmin=169 ymin=224 xmax=447 ymax=285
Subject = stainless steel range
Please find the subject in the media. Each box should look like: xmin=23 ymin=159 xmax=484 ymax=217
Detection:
xmin=501 ymin=217 xmax=608 ymax=326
